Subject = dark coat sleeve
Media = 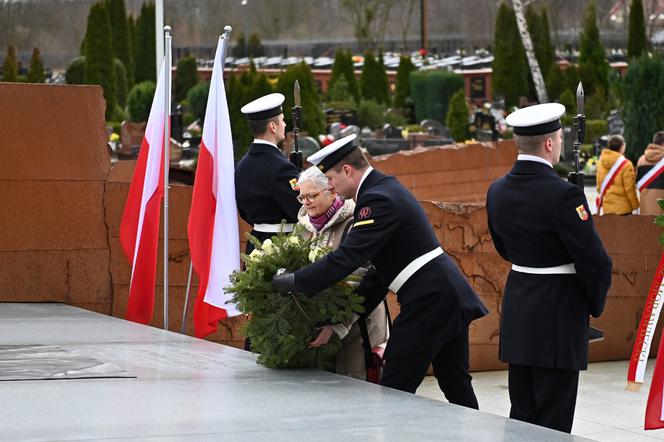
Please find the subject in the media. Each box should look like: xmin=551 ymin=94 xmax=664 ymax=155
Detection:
xmin=273 ymin=161 xmax=301 ymax=222
xmin=294 ymin=192 xmax=399 ymax=296
xmin=554 ymin=186 xmax=612 ymax=317
xmin=355 ymin=266 xmax=389 ymax=316
xmin=486 ymin=182 xmax=510 ymax=261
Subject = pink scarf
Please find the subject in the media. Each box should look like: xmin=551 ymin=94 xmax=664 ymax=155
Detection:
xmin=309 ymin=197 xmax=344 ymax=231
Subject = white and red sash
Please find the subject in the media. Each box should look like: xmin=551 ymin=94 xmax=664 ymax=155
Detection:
xmin=637 ymin=156 xmax=664 ymax=192
xmin=627 ymin=253 xmax=664 ymax=392
xmin=596 ymin=155 xmax=628 ymax=214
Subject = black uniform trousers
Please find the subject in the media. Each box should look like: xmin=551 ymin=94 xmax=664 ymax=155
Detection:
xmin=508 ymin=364 xmax=579 ymax=433
xmin=381 ymin=327 xmax=478 ymax=409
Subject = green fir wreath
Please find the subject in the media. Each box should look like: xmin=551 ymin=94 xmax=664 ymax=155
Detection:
xmin=227 ymin=227 xmax=365 ymax=370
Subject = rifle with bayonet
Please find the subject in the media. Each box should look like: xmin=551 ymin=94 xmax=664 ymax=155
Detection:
xmin=568 ymin=81 xmax=604 ymax=344
xmin=568 ymin=82 xmax=586 ymax=189
xmin=290 ymin=80 xmax=303 ymax=171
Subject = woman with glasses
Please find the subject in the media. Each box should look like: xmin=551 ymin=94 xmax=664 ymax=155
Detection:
xmin=295 ymin=166 xmax=389 ymax=380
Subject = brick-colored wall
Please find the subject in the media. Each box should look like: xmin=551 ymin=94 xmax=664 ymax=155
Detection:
xmin=0 ymin=83 xmax=660 ymax=371
xmin=370 ymin=141 xmax=518 ymax=203
xmin=0 ymin=83 xmax=112 ymax=314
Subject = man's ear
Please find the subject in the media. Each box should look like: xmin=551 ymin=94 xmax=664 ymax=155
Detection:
xmin=544 ymin=137 xmax=553 ymax=152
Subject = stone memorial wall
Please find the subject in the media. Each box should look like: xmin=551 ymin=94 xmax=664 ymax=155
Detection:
xmin=0 ymin=83 xmax=660 ymax=370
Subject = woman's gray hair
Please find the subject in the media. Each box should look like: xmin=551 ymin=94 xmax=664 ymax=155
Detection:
xmin=297 ymin=166 xmax=329 ymax=191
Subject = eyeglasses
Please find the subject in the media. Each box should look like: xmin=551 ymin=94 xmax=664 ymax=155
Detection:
xmin=297 ymin=191 xmax=323 ymax=204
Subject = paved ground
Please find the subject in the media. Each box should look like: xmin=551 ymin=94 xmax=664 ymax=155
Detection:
xmin=417 ymin=360 xmax=664 ymax=441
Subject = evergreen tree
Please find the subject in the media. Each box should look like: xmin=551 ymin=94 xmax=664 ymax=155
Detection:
xmin=492 ymin=2 xmax=529 ymax=107
xmin=360 ymin=50 xmax=385 ymax=103
xmin=526 ymin=5 xmax=555 ymax=98
xmin=623 ymin=55 xmax=664 ymax=163
xmin=114 ymin=58 xmax=128 ymax=108
xmin=377 ymin=51 xmax=390 ymax=105
xmin=275 ymin=62 xmax=325 ymax=138
xmin=578 ymin=0 xmax=610 ymax=97
xmin=394 ymin=55 xmax=416 ymax=110
xmin=134 ymin=2 xmax=156 ymax=83
xmin=84 ymin=1 xmax=117 ymax=120
xmin=232 ymin=31 xmax=246 ymax=58
xmin=127 ymin=14 xmax=136 ymax=74
xmin=174 ymin=54 xmax=198 ymax=102
xmin=564 ymin=65 xmax=580 ymax=92
xmin=106 ymin=0 xmax=132 ymax=86
xmin=226 ymin=74 xmax=250 ymax=159
xmin=186 ymin=81 xmax=210 ymax=125
xmin=446 ymin=89 xmax=469 ymax=141
xmin=65 ymin=56 xmax=86 ymax=85
xmin=628 ymin=0 xmax=648 ymax=59
xmin=247 ymin=32 xmax=264 ymax=58
xmin=328 ymin=76 xmax=353 ymax=103
xmin=27 ymin=48 xmax=45 ymax=83
xmin=328 ymin=49 xmax=359 ymax=102
xmin=545 ymin=64 xmax=565 ymax=101
xmin=2 ymin=45 xmax=18 ymax=82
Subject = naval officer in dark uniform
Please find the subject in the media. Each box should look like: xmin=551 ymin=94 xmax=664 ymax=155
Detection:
xmin=272 ymin=134 xmax=488 ymax=408
xmin=235 ymin=93 xmax=301 ymax=254
xmin=486 ymin=103 xmax=612 ymax=433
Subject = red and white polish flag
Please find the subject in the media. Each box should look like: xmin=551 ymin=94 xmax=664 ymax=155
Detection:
xmin=188 ymin=36 xmax=241 ymax=338
xmin=119 ymin=60 xmax=168 ymax=324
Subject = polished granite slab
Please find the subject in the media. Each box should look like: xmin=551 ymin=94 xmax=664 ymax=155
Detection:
xmin=0 ymin=303 xmax=589 ymax=441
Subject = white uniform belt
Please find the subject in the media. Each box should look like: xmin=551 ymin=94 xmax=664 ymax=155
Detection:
xmin=388 ymin=247 xmax=444 ymax=293
xmin=511 ymin=263 xmax=576 ymax=274
xmin=253 ymin=223 xmax=294 ymax=233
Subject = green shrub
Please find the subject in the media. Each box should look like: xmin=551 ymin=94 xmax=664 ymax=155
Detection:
xmin=360 ymin=50 xmax=389 ymax=105
xmin=65 ymin=56 xmax=86 ymax=85
xmin=27 ymin=48 xmax=45 ymax=83
xmin=356 ymin=100 xmax=385 ymax=130
xmin=174 ymin=54 xmax=198 ymax=102
xmin=585 ymin=119 xmax=608 ymax=144
xmin=623 ymin=54 xmax=664 ymax=163
xmin=126 ymin=81 xmax=156 ymax=123
xmin=446 ymin=89 xmax=469 ymax=141
xmin=328 ymin=76 xmax=354 ymax=103
xmin=2 ymin=45 xmax=18 ymax=82
xmin=394 ymin=55 xmax=416 ymax=110
xmin=84 ymin=1 xmax=116 ymax=120
xmin=275 ymin=62 xmax=325 ymax=138
xmin=114 ymin=58 xmax=128 ymax=108
xmin=384 ymin=108 xmax=407 ymax=128
xmin=186 ymin=81 xmax=211 ymax=125
xmin=410 ymin=70 xmax=464 ymax=123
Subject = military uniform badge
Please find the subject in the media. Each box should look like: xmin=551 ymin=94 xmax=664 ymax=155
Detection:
xmin=576 ymin=204 xmax=589 ymax=221
xmin=289 ymin=178 xmax=299 ymax=191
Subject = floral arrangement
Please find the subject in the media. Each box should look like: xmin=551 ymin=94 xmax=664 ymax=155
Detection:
xmin=227 ymin=228 xmax=365 ymax=370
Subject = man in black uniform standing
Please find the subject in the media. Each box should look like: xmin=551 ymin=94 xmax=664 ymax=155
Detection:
xmin=235 ymin=93 xmax=301 ymax=254
xmin=272 ymin=134 xmax=488 ymax=408
xmin=486 ymin=103 xmax=612 ymax=433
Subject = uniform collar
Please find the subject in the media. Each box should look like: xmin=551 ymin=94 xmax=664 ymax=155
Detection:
xmin=517 ymin=154 xmax=553 ymax=168
xmin=252 ymin=139 xmax=279 ymax=150
xmin=355 ymin=166 xmax=374 ymax=201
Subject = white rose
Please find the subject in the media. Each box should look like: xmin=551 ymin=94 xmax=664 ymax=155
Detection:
xmin=287 ymin=235 xmax=300 ymax=246
xmin=309 ymin=247 xmax=323 ymax=263
xmin=262 ymin=239 xmax=275 ymax=255
xmin=249 ymin=249 xmax=263 ymax=262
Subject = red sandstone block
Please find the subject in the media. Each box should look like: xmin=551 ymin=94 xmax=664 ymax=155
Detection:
xmin=0 ymin=83 xmax=109 ymax=181
xmin=0 ymin=181 xmax=108 ymax=251
xmin=0 ymin=249 xmax=111 ymax=305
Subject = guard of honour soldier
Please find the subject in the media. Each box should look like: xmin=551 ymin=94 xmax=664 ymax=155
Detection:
xmin=235 ymin=94 xmax=612 ymax=433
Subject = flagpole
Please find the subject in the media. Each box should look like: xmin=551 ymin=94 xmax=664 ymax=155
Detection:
xmin=155 ymin=0 xmax=164 ymax=82
xmin=181 ymin=25 xmax=233 ymax=336
xmin=163 ymin=25 xmax=172 ymax=330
